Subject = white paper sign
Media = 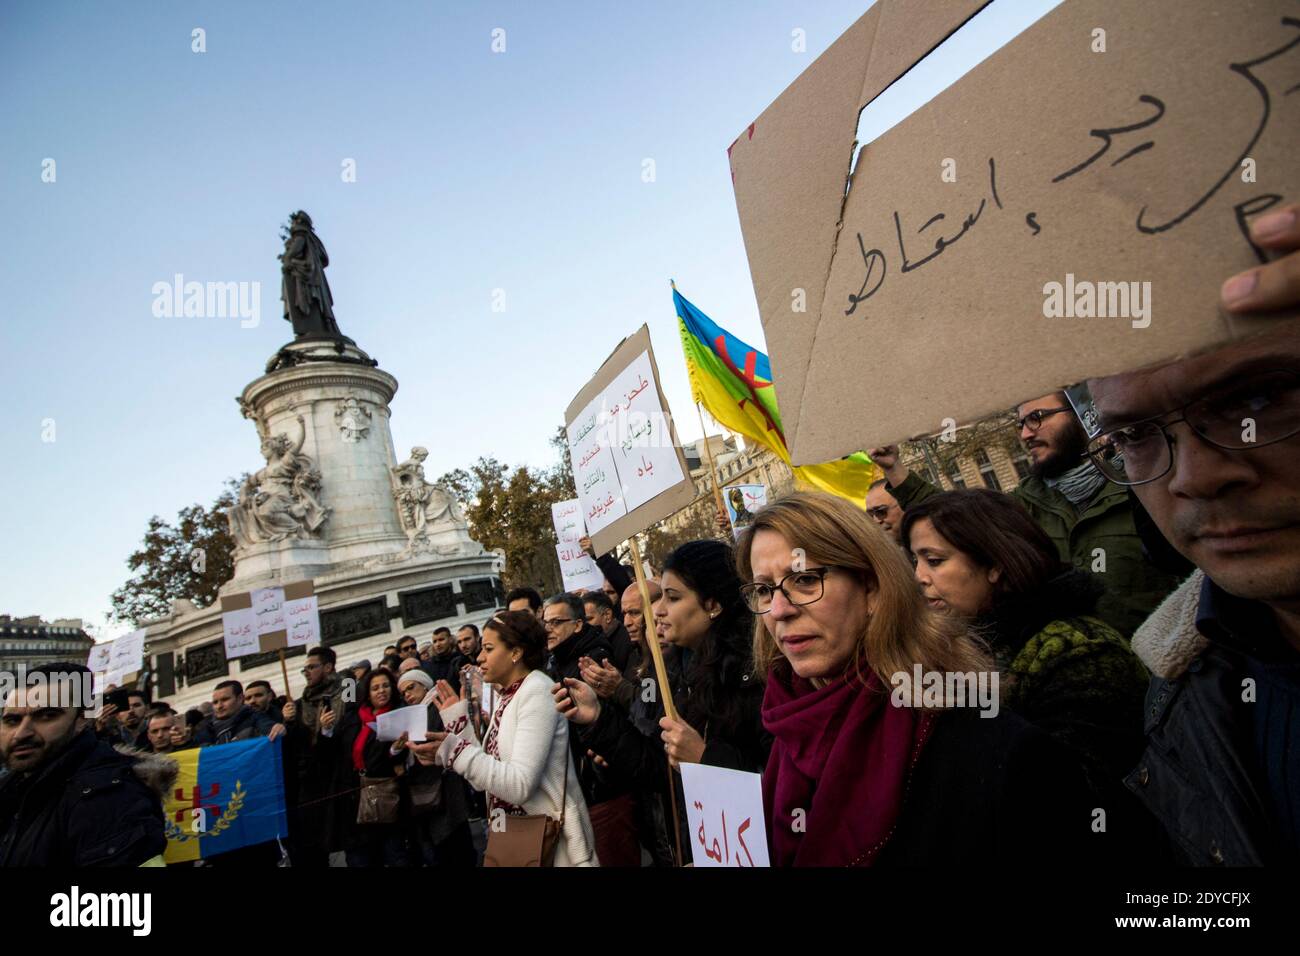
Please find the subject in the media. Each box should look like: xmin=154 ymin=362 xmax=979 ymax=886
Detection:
xmin=222 ymin=606 xmax=259 ymax=659
xmin=87 ymin=643 xmax=112 ymax=673
xmin=252 ymin=586 xmax=287 ymax=636
xmin=679 ymin=763 xmax=770 ymax=867
xmin=556 ymin=543 xmax=606 ymax=593
xmin=604 ymin=351 xmax=687 ymax=511
xmin=376 ymin=704 xmax=428 ymax=742
xmin=567 ymin=349 xmax=690 ymax=537
xmin=285 ymin=594 xmax=319 ymax=648
xmin=108 ymin=629 xmax=146 ymax=676
xmin=567 ymin=397 xmax=628 ymax=536
xmin=551 ymin=498 xmax=586 ymax=545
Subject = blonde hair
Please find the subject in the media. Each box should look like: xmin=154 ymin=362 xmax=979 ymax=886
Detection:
xmin=735 ymin=491 xmax=991 ymax=697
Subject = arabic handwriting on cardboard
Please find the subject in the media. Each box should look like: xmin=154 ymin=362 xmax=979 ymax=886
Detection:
xmin=843 ymin=24 xmax=1300 ymax=317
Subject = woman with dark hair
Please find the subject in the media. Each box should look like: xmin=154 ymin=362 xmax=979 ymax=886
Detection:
xmin=736 ymin=491 xmax=1099 ymax=867
xmin=554 ymin=539 xmax=768 ymax=864
xmin=324 ymin=666 xmax=410 ymax=867
xmin=409 ymin=611 xmax=597 ymax=866
xmin=901 ymin=488 xmax=1150 ymax=785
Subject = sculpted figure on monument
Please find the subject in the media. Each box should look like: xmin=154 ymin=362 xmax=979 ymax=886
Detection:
xmin=229 ymin=414 xmax=330 ymax=547
xmin=391 ymin=447 xmax=467 ymax=549
xmin=279 ymin=211 xmax=342 ymax=339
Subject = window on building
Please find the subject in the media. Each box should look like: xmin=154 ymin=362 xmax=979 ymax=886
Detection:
xmin=1011 ymin=445 xmax=1031 ymax=479
xmin=945 ymin=459 xmax=967 ymax=490
xmin=974 ymin=448 xmax=1001 ymax=491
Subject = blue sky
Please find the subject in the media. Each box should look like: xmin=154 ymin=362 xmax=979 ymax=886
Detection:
xmin=0 ymin=0 xmax=1058 ymax=637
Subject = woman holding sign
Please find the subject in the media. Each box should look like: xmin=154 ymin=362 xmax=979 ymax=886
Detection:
xmin=735 ymin=492 xmax=1099 ymax=866
xmin=555 ymin=539 xmax=769 ymax=863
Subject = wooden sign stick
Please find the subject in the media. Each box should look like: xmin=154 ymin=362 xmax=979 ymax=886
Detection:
xmin=628 ymin=531 xmax=683 ymax=866
xmin=278 ymin=648 xmax=292 ymax=700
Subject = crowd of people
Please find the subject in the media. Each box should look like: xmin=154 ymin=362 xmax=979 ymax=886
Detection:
xmin=1 ymin=208 xmax=1297 ymax=867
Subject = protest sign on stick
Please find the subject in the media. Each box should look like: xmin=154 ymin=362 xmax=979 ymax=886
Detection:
xmin=728 ymin=0 xmax=1298 ymax=463
xmin=564 ymin=324 xmax=693 ymax=725
xmin=221 ymin=580 xmax=320 ymax=693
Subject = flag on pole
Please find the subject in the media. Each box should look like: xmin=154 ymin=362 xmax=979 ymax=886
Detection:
xmin=674 ymin=285 xmax=879 ymax=505
xmin=163 ymin=736 xmax=287 ymax=863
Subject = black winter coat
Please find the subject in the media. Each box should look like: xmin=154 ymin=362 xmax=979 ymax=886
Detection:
xmin=191 ymin=705 xmax=278 ymax=747
xmin=875 ymin=706 xmax=1102 ymax=866
xmin=323 ymin=706 xmax=408 ymax=851
xmin=0 ymin=728 xmax=172 ymax=867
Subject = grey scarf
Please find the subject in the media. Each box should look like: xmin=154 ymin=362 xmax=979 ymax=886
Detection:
xmin=1045 ymin=460 xmax=1108 ymax=507
xmin=210 ymin=705 xmax=250 ymax=744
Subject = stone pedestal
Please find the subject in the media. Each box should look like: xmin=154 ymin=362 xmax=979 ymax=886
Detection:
xmin=222 ymin=338 xmax=484 ymax=593
xmin=144 ymin=336 xmax=502 ymax=709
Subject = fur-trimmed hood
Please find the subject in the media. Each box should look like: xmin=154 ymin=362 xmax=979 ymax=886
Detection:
xmin=113 ymin=744 xmax=180 ymax=798
xmin=1130 ymin=570 xmax=1207 ymax=680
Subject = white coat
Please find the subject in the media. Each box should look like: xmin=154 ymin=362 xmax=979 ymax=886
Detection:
xmin=437 ymin=668 xmax=598 ymax=866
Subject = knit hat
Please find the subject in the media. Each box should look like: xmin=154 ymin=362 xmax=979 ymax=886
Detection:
xmin=396 ymin=669 xmax=434 ymax=691
xmin=350 ymin=659 xmax=372 ymax=672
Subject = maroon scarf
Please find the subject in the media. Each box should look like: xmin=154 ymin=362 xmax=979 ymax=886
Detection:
xmin=762 ymin=666 xmax=935 ymax=866
xmin=352 ymin=702 xmax=391 ymax=772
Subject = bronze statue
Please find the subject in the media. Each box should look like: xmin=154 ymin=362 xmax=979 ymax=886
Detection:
xmin=279 ymin=211 xmax=342 ymax=338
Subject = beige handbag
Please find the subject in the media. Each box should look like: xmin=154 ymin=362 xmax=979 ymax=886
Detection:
xmin=483 ymin=750 xmax=570 ymax=867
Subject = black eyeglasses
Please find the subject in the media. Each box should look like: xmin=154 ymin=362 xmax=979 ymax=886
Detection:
xmin=1086 ymin=369 xmax=1300 ymax=486
xmin=1015 ymin=406 xmax=1072 ymax=432
xmin=865 ymin=505 xmax=892 ymax=520
xmin=739 ymin=567 xmax=842 ymax=614
xmin=543 ymin=617 xmax=578 ymax=631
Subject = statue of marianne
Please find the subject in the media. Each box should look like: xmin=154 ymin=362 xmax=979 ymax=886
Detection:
xmin=279 ymin=211 xmax=342 ymax=338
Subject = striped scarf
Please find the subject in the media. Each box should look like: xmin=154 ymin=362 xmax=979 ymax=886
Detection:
xmin=1045 ymin=460 xmax=1108 ymax=507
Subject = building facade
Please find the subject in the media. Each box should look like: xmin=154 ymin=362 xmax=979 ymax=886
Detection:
xmin=0 ymin=616 xmax=95 ymax=672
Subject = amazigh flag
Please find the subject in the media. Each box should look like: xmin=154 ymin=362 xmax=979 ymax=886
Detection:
xmin=674 ymin=285 xmax=879 ymax=504
xmin=163 ymin=736 xmax=287 ymax=863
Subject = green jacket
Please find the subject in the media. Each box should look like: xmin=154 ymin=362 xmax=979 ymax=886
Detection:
xmin=977 ymin=569 xmax=1150 ymax=788
xmin=890 ymin=471 xmax=1182 ymax=636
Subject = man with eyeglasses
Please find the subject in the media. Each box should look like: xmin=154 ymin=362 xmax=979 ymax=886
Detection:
xmin=864 ymin=479 xmax=905 ymax=545
xmin=282 ymin=646 xmax=348 ymax=867
xmin=871 ymin=388 xmax=1185 ymax=635
xmin=1085 ymin=207 xmax=1300 ymax=865
xmin=542 ymin=593 xmax=640 ymax=865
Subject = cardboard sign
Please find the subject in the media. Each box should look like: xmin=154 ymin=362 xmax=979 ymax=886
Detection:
xmin=565 ymin=325 xmax=695 ymax=557
xmin=221 ymin=580 xmax=317 ymax=658
xmin=723 ymin=483 xmax=768 ymax=537
xmin=729 ymin=0 xmax=1298 ymax=463
xmin=680 ymin=763 xmax=770 ymax=867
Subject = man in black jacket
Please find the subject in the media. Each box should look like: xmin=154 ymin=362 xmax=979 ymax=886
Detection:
xmin=1090 ymin=214 xmax=1300 ymax=865
xmin=0 ymin=662 xmax=171 ymax=867
xmin=543 ymin=592 xmax=641 ymax=864
xmin=425 ymin=627 xmax=468 ymax=693
xmin=283 ymin=646 xmax=348 ymax=867
xmin=583 ymin=590 xmax=633 ymax=672
xmin=192 ymin=680 xmax=286 ymax=746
